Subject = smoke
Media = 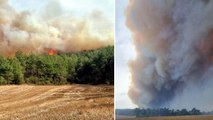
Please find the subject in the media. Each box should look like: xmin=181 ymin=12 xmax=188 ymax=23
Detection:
xmin=0 ymin=0 xmax=113 ymax=56
xmin=126 ymin=0 xmax=213 ymax=110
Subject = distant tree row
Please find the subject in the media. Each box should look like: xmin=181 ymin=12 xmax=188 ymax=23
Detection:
xmin=0 ymin=46 xmax=114 ymax=85
xmin=116 ymin=108 xmax=202 ymax=117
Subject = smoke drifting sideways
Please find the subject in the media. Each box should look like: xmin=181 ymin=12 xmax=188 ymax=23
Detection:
xmin=126 ymin=0 xmax=213 ymax=111
xmin=0 ymin=0 xmax=113 ymax=56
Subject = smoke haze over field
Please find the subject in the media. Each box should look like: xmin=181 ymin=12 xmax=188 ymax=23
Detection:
xmin=126 ymin=0 xmax=213 ymax=111
xmin=0 ymin=0 xmax=113 ymax=56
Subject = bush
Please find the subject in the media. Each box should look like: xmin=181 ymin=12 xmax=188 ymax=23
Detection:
xmin=0 ymin=76 xmax=7 ymax=85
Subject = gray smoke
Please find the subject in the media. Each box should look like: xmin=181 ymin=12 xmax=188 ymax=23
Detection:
xmin=126 ymin=0 xmax=213 ymax=110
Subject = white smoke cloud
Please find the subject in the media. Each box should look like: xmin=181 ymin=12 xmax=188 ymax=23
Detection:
xmin=0 ymin=0 xmax=113 ymax=56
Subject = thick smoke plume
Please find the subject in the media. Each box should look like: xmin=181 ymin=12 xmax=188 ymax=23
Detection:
xmin=0 ymin=0 xmax=113 ymax=56
xmin=126 ymin=0 xmax=213 ymax=110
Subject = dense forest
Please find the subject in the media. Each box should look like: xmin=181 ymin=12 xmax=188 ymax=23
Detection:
xmin=116 ymin=108 xmax=213 ymax=117
xmin=0 ymin=46 xmax=114 ymax=85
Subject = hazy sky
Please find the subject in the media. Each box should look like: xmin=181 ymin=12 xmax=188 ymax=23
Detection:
xmin=8 ymin=0 xmax=114 ymax=22
xmin=115 ymin=0 xmax=136 ymax=109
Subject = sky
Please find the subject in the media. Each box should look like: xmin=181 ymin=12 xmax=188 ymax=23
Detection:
xmin=8 ymin=0 xmax=114 ymax=22
xmin=115 ymin=0 xmax=136 ymax=109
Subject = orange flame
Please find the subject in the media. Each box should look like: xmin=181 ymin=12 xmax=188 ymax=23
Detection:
xmin=48 ymin=49 xmax=58 ymax=55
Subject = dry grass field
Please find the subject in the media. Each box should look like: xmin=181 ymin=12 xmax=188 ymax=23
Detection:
xmin=0 ymin=85 xmax=114 ymax=120
xmin=116 ymin=115 xmax=213 ymax=120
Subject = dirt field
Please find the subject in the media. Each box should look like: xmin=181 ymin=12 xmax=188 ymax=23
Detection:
xmin=116 ymin=115 xmax=213 ymax=120
xmin=0 ymin=85 xmax=114 ymax=120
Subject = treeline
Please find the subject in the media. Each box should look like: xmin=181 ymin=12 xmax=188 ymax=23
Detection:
xmin=0 ymin=46 xmax=114 ymax=85
xmin=116 ymin=108 xmax=205 ymax=117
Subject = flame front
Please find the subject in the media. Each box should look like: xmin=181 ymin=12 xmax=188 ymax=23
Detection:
xmin=48 ymin=49 xmax=57 ymax=55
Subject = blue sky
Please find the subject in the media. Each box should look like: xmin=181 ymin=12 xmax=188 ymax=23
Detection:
xmin=115 ymin=0 xmax=136 ymax=109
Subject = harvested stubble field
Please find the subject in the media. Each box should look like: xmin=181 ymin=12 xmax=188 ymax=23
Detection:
xmin=116 ymin=115 xmax=213 ymax=120
xmin=0 ymin=85 xmax=114 ymax=120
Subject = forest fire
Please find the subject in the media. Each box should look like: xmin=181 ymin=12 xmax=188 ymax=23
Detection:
xmin=48 ymin=49 xmax=58 ymax=55
xmin=0 ymin=0 xmax=113 ymax=57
